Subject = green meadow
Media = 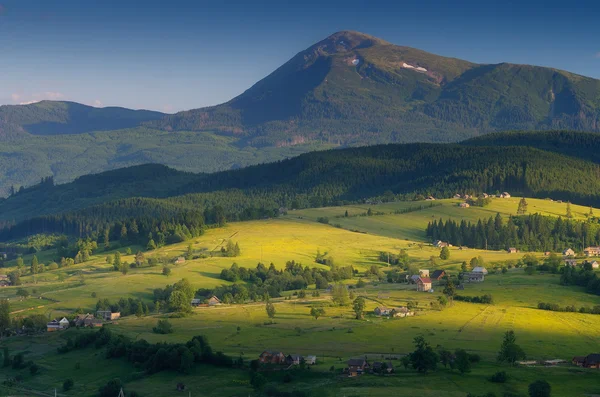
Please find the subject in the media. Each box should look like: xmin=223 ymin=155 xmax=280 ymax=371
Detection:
xmin=1 ymin=197 xmax=600 ymax=396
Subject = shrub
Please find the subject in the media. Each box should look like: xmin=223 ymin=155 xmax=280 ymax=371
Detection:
xmin=152 ymin=319 xmax=174 ymax=334
xmin=63 ymin=378 xmax=74 ymax=391
xmin=29 ymin=363 xmax=39 ymax=375
xmin=489 ymin=371 xmax=508 ymax=383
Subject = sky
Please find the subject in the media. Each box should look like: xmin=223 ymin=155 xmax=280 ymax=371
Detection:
xmin=0 ymin=0 xmax=599 ymax=113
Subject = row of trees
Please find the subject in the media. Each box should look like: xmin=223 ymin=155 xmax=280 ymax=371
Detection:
xmin=560 ymin=265 xmax=600 ymax=296
xmin=217 ymin=261 xmax=354 ymax=299
xmin=427 ymin=213 xmax=600 ymax=252
xmin=57 ymin=327 xmax=233 ymax=375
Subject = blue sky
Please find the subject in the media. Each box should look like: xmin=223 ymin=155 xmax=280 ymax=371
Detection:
xmin=1 ymin=0 xmax=599 ymax=113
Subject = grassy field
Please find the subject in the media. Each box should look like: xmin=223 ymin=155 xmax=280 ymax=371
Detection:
xmin=1 ymin=198 xmax=600 ymax=396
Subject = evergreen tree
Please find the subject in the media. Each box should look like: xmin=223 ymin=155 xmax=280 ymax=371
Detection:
xmin=30 ymin=256 xmax=39 ymax=275
xmin=266 ymin=302 xmax=276 ymax=318
xmin=497 ymin=330 xmax=526 ymax=365
xmin=186 ymin=244 xmax=193 ymax=260
xmin=147 ymin=239 xmax=157 ymax=250
xmin=588 ymin=206 xmax=594 ymax=218
xmin=517 ymin=198 xmax=528 ymax=215
xmin=566 ymin=202 xmax=573 ymax=219
xmin=440 ymin=246 xmax=450 ymax=260
xmin=113 ymin=251 xmax=122 ymax=269
xmin=0 ymin=299 xmax=10 ymax=336
xmin=103 ymin=228 xmax=110 ymax=249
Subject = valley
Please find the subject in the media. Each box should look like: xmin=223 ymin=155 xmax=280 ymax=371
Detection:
xmin=1 ymin=198 xmax=599 ymax=396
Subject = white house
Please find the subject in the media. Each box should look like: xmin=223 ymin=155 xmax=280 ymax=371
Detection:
xmin=472 ymin=266 xmax=488 ymax=275
xmin=563 ymin=248 xmax=575 ymax=257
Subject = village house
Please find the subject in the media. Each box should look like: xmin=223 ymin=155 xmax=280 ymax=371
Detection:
xmin=390 ymin=307 xmax=414 ymax=318
xmin=472 ymin=266 xmax=488 ymax=275
xmin=507 ymin=247 xmax=518 ymax=254
xmin=563 ymin=248 xmax=575 ymax=257
xmin=371 ymin=361 xmax=394 ymax=374
xmin=419 ymin=269 xmax=430 ymax=277
xmin=347 ymin=358 xmax=369 ymax=376
xmin=208 ymin=295 xmax=221 ymax=306
xmin=500 ymin=192 xmax=511 ymax=198
xmin=573 ymin=354 xmax=600 ymax=369
xmin=0 ymin=274 xmax=10 ymax=287
xmin=433 ymin=240 xmax=449 ymax=248
xmin=481 ymin=193 xmax=489 ymax=198
xmin=286 ymin=354 xmax=303 ymax=366
xmin=374 ymin=306 xmax=392 ymax=316
xmin=584 ymin=246 xmax=600 ymax=257
xmin=425 ymin=196 xmax=436 ymax=201
xmin=75 ymin=313 xmax=102 ymax=328
xmin=464 ymin=272 xmax=485 ymax=283
xmin=453 ymin=194 xmax=461 ymax=199
xmin=304 ymin=355 xmax=317 ymax=365
xmin=0 ymin=252 xmax=7 ymax=259
xmin=416 ymin=277 xmax=432 ymax=292
xmin=565 ymin=259 xmax=578 ymax=267
xmin=191 ymin=298 xmax=202 ymax=307
xmin=409 ymin=275 xmax=421 ymax=284
xmin=96 ymin=310 xmax=121 ymax=321
xmin=175 ymin=257 xmax=185 ymax=265
xmin=543 ymin=251 xmax=551 ymax=256
xmin=47 ymin=317 xmax=70 ymax=332
xmin=459 ymin=202 xmax=470 ymax=208
xmin=430 ymin=270 xmax=446 ymax=281
xmin=259 ymin=351 xmax=286 ymax=365
xmin=590 ymin=260 xmax=600 ymax=269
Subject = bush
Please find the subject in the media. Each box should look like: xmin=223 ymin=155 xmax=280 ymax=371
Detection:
xmin=63 ymin=378 xmax=74 ymax=391
xmin=29 ymin=363 xmax=39 ymax=375
xmin=99 ymin=378 xmax=123 ymax=397
xmin=152 ymin=319 xmax=174 ymax=334
xmin=489 ymin=371 xmax=508 ymax=383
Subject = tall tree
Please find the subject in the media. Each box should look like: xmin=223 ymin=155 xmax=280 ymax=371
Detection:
xmin=517 ymin=197 xmax=528 ymax=215
xmin=440 ymin=246 xmax=450 ymax=260
xmin=0 ymin=299 xmax=10 ymax=337
xmin=331 ymin=284 xmax=350 ymax=306
xmin=352 ymin=297 xmax=365 ymax=319
xmin=566 ymin=202 xmax=573 ymax=219
xmin=266 ymin=302 xmax=276 ymax=318
xmin=409 ymin=336 xmax=438 ymax=373
xmin=528 ymin=380 xmax=551 ymax=397
xmin=497 ymin=330 xmax=526 ymax=365
xmin=30 ymin=256 xmax=39 ymax=275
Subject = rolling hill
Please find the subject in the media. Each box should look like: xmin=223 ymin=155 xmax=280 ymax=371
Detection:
xmin=3 ymin=135 xmax=600 ymax=241
xmin=2 ymin=31 xmax=600 ymax=196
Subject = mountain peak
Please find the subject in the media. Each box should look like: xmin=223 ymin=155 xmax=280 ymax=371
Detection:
xmin=308 ymin=30 xmax=388 ymax=55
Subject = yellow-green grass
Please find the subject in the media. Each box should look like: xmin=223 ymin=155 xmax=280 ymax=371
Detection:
xmin=2 ymin=271 xmax=600 ymax=396
xmin=1 ymin=199 xmax=599 ymax=396
xmin=286 ymin=198 xmax=597 ymax=241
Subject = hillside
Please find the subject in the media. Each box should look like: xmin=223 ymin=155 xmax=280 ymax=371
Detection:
xmin=463 ymin=130 xmax=600 ymax=164
xmin=4 ymin=141 xmax=600 ymax=240
xmin=152 ymin=31 xmax=600 ymax=146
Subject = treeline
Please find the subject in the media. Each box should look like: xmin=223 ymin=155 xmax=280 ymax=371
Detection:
xmin=215 ymin=261 xmax=354 ymax=300
xmin=95 ymin=297 xmax=151 ymax=317
xmin=5 ymin=142 xmax=600 ymax=241
xmin=57 ymin=328 xmax=233 ymax=374
xmin=427 ymin=213 xmax=600 ymax=252
xmin=560 ymin=266 xmax=600 ymax=296
xmin=454 ymin=294 xmax=494 ymax=304
xmin=537 ymin=302 xmax=600 ymax=314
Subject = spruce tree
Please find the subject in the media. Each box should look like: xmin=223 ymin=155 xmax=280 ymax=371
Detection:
xmin=517 ymin=198 xmax=528 ymax=215
xmin=566 ymin=202 xmax=573 ymax=219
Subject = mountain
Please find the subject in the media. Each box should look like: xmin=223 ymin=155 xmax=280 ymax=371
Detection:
xmin=0 ymin=101 xmax=165 ymax=136
xmin=151 ymin=31 xmax=600 ymax=146
xmin=4 ymin=133 xmax=600 ymax=241
xmin=2 ymin=31 xmax=600 ymax=196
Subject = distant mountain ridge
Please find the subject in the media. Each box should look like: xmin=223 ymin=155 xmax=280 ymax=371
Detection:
xmin=0 ymin=100 xmax=165 ymax=136
xmin=1 ymin=31 xmax=600 ymax=195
